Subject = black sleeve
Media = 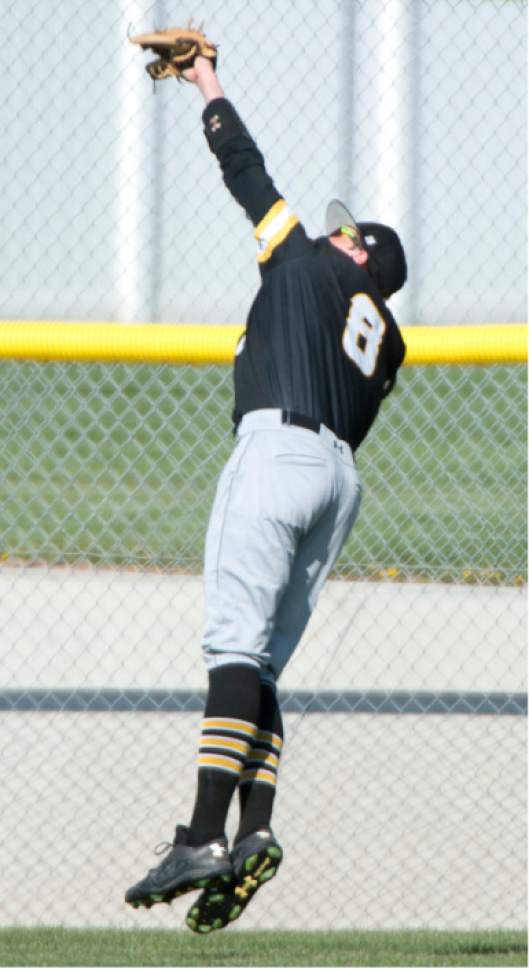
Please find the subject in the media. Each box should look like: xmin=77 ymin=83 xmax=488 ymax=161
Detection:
xmin=202 ymin=98 xmax=312 ymax=271
xmin=202 ymin=98 xmax=281 ymax=226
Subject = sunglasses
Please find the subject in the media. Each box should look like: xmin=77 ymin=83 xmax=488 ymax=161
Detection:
xmin=338 ymin=225 xmax=364 ymax=246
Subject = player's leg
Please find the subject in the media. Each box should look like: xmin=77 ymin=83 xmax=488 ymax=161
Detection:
xmin=127 ymin=429 xmax=305 ymax=914
xmin=187 ymin=434 xmax=361 ymax=931
xmin=186 ymin=679 xmax=284 ymax=933
xmin=218 ymin=438 xmax=361 ymax=876
xmin=200 ymin=459 xmax=361 ymax=925
xmin=236 ymin=681 xmax=283 ymax=840
xmin=185 ymin=431 xmax=297 ymax=851
xmin=228 ymin=682 xmax=285 ymax=909
xmin=200 ymin=425 xmax=343 ymax=828
xmin=185 ymin=427 xmax=339 ymax=931
xmin=186 ymin=664 xmax=262 ymax=844
xmin=125 ymin=665 xmax=265 ymax=912
xmin=186 ymin=449 xmax=361 ymax=921
xmin=268 ymin=445 xmax=362 ymax=682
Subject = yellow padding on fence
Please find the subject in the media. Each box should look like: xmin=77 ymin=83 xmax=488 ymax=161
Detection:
xmin=403 ymin=323 xmax=527 ymax=365
xmin=0 ymin=322 xmax=243 ymax=366
xmin=0 ymin=321 xmax=526 ymax=365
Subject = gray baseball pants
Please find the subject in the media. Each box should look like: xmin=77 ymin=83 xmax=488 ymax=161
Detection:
xmin=202 ymin=409 xmax=362 ymax=688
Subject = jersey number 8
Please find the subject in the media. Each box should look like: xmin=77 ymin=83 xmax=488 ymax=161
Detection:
xmin=342 ymin=293 xmax=386 ymax=377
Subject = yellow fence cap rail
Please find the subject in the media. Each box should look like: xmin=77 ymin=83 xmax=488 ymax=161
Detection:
xmin=0 ymin=321 xmax=526 ymax=366
xmin=0 ymin=322 xmax=244 ymax=365
xmin=404 ymin=323 xmax=527 ymax=365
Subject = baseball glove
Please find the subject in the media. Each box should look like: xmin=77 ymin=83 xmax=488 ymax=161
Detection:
xmin=129 ymin=24 xmax=217 ymax=82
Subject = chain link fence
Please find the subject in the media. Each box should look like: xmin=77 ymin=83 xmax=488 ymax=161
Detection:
xmin=1 ymin=0 xmax=527 ymax=935
xmin=2 ymin=0 xmax=527 ymax=326
xmin=1 ymin=359 xmax=526 ymax=930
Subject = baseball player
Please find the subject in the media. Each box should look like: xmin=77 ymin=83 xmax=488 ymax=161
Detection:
xmin=125 ymin=32 xmax=406 ymax=933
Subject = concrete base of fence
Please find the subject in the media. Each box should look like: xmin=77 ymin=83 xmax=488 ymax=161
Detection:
xmin=0 ymin=567 xmax=526 ymax=692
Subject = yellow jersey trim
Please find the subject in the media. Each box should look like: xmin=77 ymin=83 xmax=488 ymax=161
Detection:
xmin=254 ymin=200 xmax=300 ymax=264
xmin=254 ymin=199 xmax=287 ymax=237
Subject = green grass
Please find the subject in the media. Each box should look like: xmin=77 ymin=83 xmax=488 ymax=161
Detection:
xmin=0 ymin=361 xmax=526 ymax=582
xmin=0 ymin=927 xmax=526 ymax=967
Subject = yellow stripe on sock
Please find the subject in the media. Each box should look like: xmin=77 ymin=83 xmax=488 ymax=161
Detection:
xmin=248 ymin=749 xmax=279 ymax=768
xmin=255 ymin=730 xmax=283 ymax=752
xmin=198 ymin=753 xmax=245 ymax=775
xmin=199 ymin=735 xmax=251 ymax=756
xmin=239 ymin=767 xmax=277 ymax=787
xmin=202 ymin=717 xmax=257 ymax=738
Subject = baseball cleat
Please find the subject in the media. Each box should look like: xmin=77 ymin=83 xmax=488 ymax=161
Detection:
xmin=185 ymin=828 xmax=283 ymax=933
xmin=125 ymin=825 xmax=233 ymax=910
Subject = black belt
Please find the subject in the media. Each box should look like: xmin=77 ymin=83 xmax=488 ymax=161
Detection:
xmin=234 ymin=409 xmax=354 ymax=461
xmin=281 ymin=409 xmax=321 ymax=433
xmin=281 ymin=411 xmax=354 ymax=462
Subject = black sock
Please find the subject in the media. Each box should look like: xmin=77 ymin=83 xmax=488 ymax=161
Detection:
xmin=187 ymin=664 xmax=261 ymax=846
xmin=236 ymin=683 xmax=284 ymax=842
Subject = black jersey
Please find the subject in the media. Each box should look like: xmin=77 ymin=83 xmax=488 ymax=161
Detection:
xmin=203 ymin=99 xmax=406 ymax=451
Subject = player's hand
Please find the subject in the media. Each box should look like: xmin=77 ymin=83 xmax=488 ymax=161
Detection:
xmin=182 ymin=55 xmax=216 ymax=85
xmin=184 ymin=56 xmax=225 ymax=102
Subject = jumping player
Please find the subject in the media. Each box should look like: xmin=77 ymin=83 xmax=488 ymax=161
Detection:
xmin=125 ymin=52 xmax=407 ymax=933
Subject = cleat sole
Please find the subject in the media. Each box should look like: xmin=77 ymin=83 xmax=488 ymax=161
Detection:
xmin=185 ymin=841 xmax=283 ymax=933
xmin=259 ymin=866 xmax=277 ymax=883
xmin=243 ymin=853 xmax=259 ymax=872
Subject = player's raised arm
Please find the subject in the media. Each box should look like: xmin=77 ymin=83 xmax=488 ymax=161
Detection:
xmin=129 ymin=29 xmax=306 ymax=261
xmin=190 ymin=58 xmax=312 ymax=273
xmin=187 ymin=56 xmax=281 ymax=227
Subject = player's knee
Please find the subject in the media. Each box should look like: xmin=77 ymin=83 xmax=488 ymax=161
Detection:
xmin=202 ymin=645 xmax=263 ymax=675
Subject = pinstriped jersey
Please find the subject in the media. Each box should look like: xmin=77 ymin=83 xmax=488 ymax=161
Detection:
xmin=203 ymin=98 xmax=406 ymax=451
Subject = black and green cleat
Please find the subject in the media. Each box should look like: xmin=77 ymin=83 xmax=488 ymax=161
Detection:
xmin=125 ymin=825 xmax=233 ymax=910
xmin=185 ymin=828 xmax=283 ymax=933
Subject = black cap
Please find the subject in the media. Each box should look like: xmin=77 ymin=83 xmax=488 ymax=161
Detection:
xmin=325 ymin=199 xmax=407 ymax=298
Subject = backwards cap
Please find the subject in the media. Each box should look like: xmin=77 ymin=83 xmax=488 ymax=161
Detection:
xmin=325 ymin=199 xmax=407 ymax=298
